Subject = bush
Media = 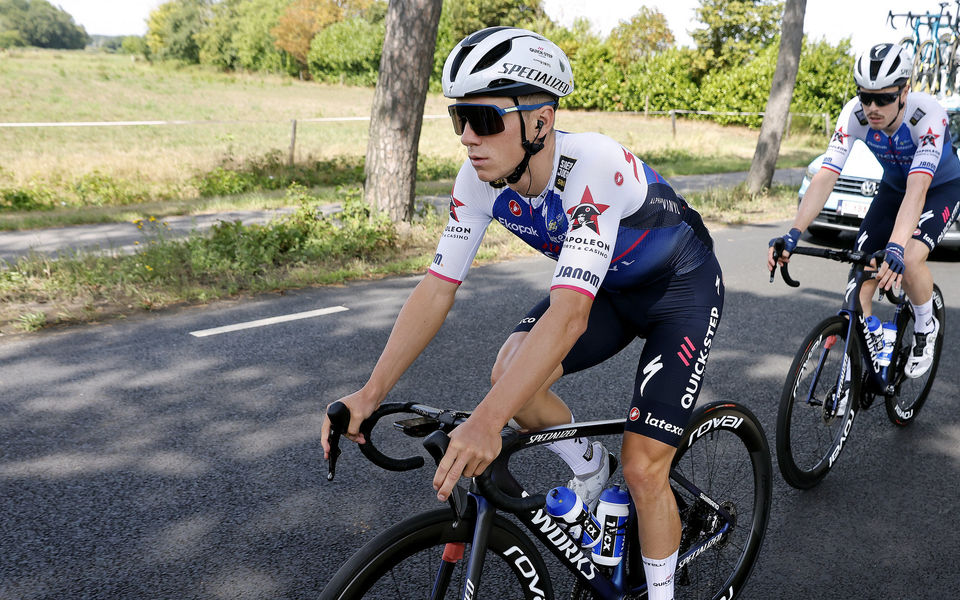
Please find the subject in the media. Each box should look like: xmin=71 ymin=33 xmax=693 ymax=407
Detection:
xmin=307 ymin=18 xmax=384 ymax=85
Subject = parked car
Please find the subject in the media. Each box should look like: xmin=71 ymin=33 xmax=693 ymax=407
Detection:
xmin=797 ymin=100 xmax=960 ymax=249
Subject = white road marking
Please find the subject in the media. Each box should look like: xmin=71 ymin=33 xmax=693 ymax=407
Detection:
xmin=189 ymin=306 xmax=349 ymax=337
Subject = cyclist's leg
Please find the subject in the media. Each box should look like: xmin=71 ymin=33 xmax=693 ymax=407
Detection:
xmin=854 ymin=182 xmax=899 ymax=314
xmin=496 ymin=291 xmax=634 ymax=430
xmin=902 ymin=178 xmax=960 ymax=309
xmin=618 ymin=255 xmax=724 ymax=599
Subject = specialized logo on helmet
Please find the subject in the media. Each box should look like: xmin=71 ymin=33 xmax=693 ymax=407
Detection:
xmin=566 ymin=187 xmax=609 ymax=234
xmin=870 ymin=44 xmax=888 ymax=60
xmin=498 ymin=63 xmax=572 ymax=95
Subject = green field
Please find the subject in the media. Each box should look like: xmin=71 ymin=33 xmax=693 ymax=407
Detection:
xmin=1 ymin=49 xmax=824 ymax=224
xmin=0 ymin=49 xmax=818 ymax=336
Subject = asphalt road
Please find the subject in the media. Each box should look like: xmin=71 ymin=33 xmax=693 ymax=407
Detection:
xmin=1 ymin=222 xmax=958 ymax=599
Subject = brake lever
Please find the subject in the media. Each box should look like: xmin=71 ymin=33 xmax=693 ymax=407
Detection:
xmin=326 ymin=401 xmax=349 ymax=481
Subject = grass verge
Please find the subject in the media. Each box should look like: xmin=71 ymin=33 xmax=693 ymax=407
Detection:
xmin=0 ymin=183 xmax=796 ymax=338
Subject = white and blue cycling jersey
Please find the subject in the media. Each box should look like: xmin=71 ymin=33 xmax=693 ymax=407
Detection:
xmin=429 ymin=131 xmax=714 ymax=299
xmin=822 ymin=92 xmax=960 ymax=190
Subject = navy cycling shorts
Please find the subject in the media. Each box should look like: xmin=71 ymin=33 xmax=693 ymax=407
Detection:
xmin=857 ymin=177 xmax=960 ymax=253
xmin=512 ymin=254 xmax=724 ymax=447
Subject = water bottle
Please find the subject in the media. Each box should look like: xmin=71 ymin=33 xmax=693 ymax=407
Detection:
xmin=545 ymin=486 xmax=602 ymax=549
xmin=865 ymin=315 xmax=882 ymax=358
xmin=592 ymin=485 xmax=630 ymax=566
xmin=878 ymin=321 xmax=896 ymax=367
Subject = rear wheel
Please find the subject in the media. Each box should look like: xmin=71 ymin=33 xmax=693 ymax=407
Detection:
xmin=885 ymin=284 xmax=945 ymax=426
xmin=776 ymin=315 xmax=860 ymax=489
xmin=320 ymin=508 xmax=553 ymax=599
xmin=670 ymin=402 xmax=772 ymax=599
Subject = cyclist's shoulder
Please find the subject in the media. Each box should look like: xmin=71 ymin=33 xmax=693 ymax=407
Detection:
xmin=556 ymin=130 xmax=625 ymax=161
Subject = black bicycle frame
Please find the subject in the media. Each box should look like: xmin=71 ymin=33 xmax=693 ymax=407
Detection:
xmin=841 ymin=263 xmax=908 ymax=395
xmin=450 ymin=419 xmax=736 ymax=600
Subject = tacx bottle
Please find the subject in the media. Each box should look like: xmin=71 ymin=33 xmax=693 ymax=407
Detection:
xmin=592 ymin=485 xmax=630 ymax=566
xmin=545 ymin=486 xmax=602 ymax=548
xmin=878 ymin=320 xmax=896 ymax=368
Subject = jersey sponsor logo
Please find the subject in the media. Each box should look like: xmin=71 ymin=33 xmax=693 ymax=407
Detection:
xmin=873 ymin=132 xmax=882 ymax=142
xmin=449 ymin=196 xmax=466 ymax=222
xmin=680 ymin=306 xmax=720 ymax=409
xmin=497 ymin=216 xmax=536 ymax=237
xmin=614 ymin=171 xmax=624 ymax=186
xmin=854 ymin=109 xmax=868 ymax=125
xmin=566 ymin=186 xmax=609 ymax=234
xmin=643 ymin=412 xmax=683 ymax=437
xmin=649 ymin=197 xmax=681 ymax=215
xmin=554 ymin=265 xmax=601 ymax=289
xmin=555 ymin=155 xmax=577 ymax=191
xmin=831 ymin=127 xmax=850 ymax=145
xmin=433 ymin=252 xmax=443 ymax=266
xmin=909 ymin=107 xmax=927 ymax=126
xmin=509 ymin=199 xmax=523 ymax=216
xmin=640 ymin=354 xmax=663 ymax=396
xmin=498 ymin=62 xmax=572 ymax=95
xmin=677 ymin=336 xmax=697 ymax=367
xmin=943 ymin=206 xmax=952 ymax=223
xmin=629 ymin=407 xmax=641 ymax=421
xmin=443 ymin=225 xmax=472 ymax=240
xmin=920 ymin=127 xmax=940 ymax=147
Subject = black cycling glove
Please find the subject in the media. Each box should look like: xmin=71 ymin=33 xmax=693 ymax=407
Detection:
xmin=883 ymin=242 xmax=905 ymax=275
xmin=769 ymin=228 xmax=801 ymax=254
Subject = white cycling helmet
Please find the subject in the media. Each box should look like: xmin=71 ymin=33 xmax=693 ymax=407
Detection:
xmin=854 ymin=43 xmax=913 ymax=89
xmin=442 ymin=27 xmax=573 ymax=99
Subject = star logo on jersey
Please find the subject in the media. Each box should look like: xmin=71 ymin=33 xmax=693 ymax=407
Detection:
xmin=566 ymin=186 xmax=609 ymax=234
xmin=831 ymin=127 xmax=849 ymax=144
xmin=920 ymin=127 xmax=940 ymax=147
xmin=448 ymin=196 xmax=466 ymax=222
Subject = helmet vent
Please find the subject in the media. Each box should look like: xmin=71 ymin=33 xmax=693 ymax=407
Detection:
xmin=472 ymin=40 xmax=512 ymax=73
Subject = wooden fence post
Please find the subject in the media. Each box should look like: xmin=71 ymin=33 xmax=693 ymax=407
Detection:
xmin=670 ymin=110 xmax=676 ymax=138
xmin=644 ymin=95 xmax=649 ymax=118
xmin=288 ymin=119 xmax=297 ymax=166
xmin=823 ymin=113 xmax=830 ymax=136
xmin=785 ymin=113 xmax=792 ymax=138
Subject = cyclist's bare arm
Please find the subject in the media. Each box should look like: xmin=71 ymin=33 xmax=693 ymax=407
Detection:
xmin=321 ymin=272 xmax=459 ymax=457
xmin=876 ymin=171 xmax=933 ymax=289
xmin=768 ymin=168 xmax=840 ymax=270
xmin=433 ymin=286 xmax=592 ymax=501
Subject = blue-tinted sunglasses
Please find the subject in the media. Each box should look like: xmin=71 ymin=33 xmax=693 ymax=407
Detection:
xmin=447 ymin=101 xmax=556 ymax=136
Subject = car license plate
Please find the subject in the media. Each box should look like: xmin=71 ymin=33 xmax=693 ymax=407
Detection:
xmin=838 ymin=200 xmax=869 ymax=218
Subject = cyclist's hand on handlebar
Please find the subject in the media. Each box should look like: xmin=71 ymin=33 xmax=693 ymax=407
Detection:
xmin=875 ymin=242 xmax=905 ymax=291
xmin=321 ymin=391 xmax=378 ymax=459
xmin=767 ymin=228 xmax=801 ymax=271
xmin=432 ymin=415 xmax=502 ymax=502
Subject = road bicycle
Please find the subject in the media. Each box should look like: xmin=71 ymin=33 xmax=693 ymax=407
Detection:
xmin=889 ymin=3 xmax=954 ymax=94
xmin=769 ymin=242 xmax=945 ymax=489
xmin=320 ymin=397 xmax=772 ymax=599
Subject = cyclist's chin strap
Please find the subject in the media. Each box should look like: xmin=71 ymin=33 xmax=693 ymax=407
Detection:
xmin=886 ymin=87 xmax=907 ymax=130
xmin=503 ymin=96 xmax=547 ymax=185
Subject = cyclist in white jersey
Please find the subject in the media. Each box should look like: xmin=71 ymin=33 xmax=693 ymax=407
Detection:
xmin=322 ymin=27 xmax=724 ymax=599
xmin=769 ymin=43 xmax=960 ymax=378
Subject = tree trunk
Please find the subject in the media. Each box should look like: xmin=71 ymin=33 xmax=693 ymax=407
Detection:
xmin=364 ymin=0 xmax=443 ymax=222
xmin=745 ymin=0 xmax=806 ymax=194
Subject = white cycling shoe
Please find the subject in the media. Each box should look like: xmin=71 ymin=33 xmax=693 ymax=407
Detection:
xmin=905 ymin=316 xmax=940 ymax=379
xmin=567 ymin=441 xmax=617 ymax=511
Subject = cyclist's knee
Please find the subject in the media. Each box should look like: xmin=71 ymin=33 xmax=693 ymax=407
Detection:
xmin=904 ymin=239 xmax=930 ymax=269
xmin=621 ymin=433 xmax=674 ymax=501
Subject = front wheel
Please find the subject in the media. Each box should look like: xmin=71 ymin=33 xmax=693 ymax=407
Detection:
xmin=670 ymin=402 xmax=772 ymax=600
xmin=886 ymin=284 xmax=946 ymax=426
xmin=320 ymin=507 xmax=554 ymax=600
xmin=776 ymin=315 xmax=860 ymax=489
